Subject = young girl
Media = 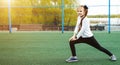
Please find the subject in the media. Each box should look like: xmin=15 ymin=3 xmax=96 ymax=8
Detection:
xmin=66 ymin=5 xmax=117 ymax=62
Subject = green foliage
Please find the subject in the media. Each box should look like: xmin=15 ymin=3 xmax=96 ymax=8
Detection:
xmin=0 ymin=8 xmax=8 ymax=25
xmin=0 ymin=0 xmax=77 ymax=26
xmin=0 ymin=0 xmax=120 ymax=26
xmin=64 ymin=8 xmax=77 ymax=26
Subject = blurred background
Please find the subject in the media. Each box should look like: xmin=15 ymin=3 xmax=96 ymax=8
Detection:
xmin=0 ymin=0 xmax=120 ymax=32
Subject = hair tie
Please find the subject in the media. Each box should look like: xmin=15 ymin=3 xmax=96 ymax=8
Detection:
xmin=84 ymin=5 xmax=88 ymax=9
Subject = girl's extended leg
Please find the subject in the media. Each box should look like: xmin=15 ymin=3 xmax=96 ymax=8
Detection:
xmin=85 ymin=36 xmax=113 ymax=56
xmin=85 ymin=36 xmax=117 ymax=61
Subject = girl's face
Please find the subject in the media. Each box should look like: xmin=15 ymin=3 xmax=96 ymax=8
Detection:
xmin=77 ymin=7 xmax=85 ymax=17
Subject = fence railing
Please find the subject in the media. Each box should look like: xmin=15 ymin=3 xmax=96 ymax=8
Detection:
xmin=0 ymin=24 xmax=105 ymax=31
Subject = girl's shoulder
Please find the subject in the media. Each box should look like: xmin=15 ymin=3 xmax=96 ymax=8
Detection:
xmin=83 ymin=17 xmax=90 ymax=21
xmin=82 ymin=17 xmax=90 ymax=24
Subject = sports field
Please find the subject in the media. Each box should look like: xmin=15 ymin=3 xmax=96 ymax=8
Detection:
xmin=0 ymin=31 xmax=120 ymax=65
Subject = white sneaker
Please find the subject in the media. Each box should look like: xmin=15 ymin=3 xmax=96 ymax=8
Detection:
xmin=110 ymin=55 xmax=117 ymax=61
xmin=66 ymin=56 xmax=78 ymax=62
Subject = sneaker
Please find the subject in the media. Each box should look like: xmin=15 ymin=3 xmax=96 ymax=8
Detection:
xmin=110 ymin=55 xmax=117 ymax=61
xmin=66 ymin=56 xmax=78 ymax=62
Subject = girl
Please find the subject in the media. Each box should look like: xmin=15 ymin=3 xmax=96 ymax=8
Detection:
xmin=66 ymin=5 xmax=117 ymax=62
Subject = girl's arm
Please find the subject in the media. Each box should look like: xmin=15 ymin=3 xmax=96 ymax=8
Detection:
xmin=69 ymin=16 xmax=80 ymax=41
xmin=76 ymin=19 xmax=88 ymax=39
xmin=74 ymin=17 xmax=80 ymax=36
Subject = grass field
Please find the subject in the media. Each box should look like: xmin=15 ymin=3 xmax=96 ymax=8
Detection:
xmin=0 ymin=31 xmax=120 ymax=65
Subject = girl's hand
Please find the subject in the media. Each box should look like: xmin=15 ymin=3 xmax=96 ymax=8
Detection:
xmin=69 ymin=35 xmax=77 ymax=41
xmin=69 ymin=36 xmax=73 ymax=41
xmin=71 ymin=37 xmax=77 ymax=41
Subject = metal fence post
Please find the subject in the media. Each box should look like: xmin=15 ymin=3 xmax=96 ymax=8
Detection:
xmin=108 ymin=0 xmax=111 ymax=33
xmin=8 ymin=0 xmax=12 ymax=33
xmin=61 ymin=0 xmax=64 ymax=33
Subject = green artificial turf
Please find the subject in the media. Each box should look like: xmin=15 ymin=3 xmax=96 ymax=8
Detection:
xmin=0 ymin=31 xmax=119 ymax=65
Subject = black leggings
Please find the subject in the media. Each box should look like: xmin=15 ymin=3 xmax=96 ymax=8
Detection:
xmin=69 ymin=36 xmax=113 ymax=56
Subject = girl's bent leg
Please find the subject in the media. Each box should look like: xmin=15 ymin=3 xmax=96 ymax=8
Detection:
xmin=69 ymin=40 xmax=77 ymax=56
xmin=69 ymin=37 xmax=84 ymax=56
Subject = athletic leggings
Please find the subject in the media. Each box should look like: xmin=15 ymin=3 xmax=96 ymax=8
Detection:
xmin=69 ymin=36 xmax=113 ymax=56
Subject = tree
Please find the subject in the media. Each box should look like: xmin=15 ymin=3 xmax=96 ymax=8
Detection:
xmin=0 ymin=0 xmax=8 ymax=25
xmin=0 ymin=0 xmax=77 ymax=26
xmin=11 ymin=0 xmax=32 ymax=24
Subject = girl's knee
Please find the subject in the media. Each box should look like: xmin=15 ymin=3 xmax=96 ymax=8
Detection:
xmin=69 ymin=40 xmax=75 ymax=44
